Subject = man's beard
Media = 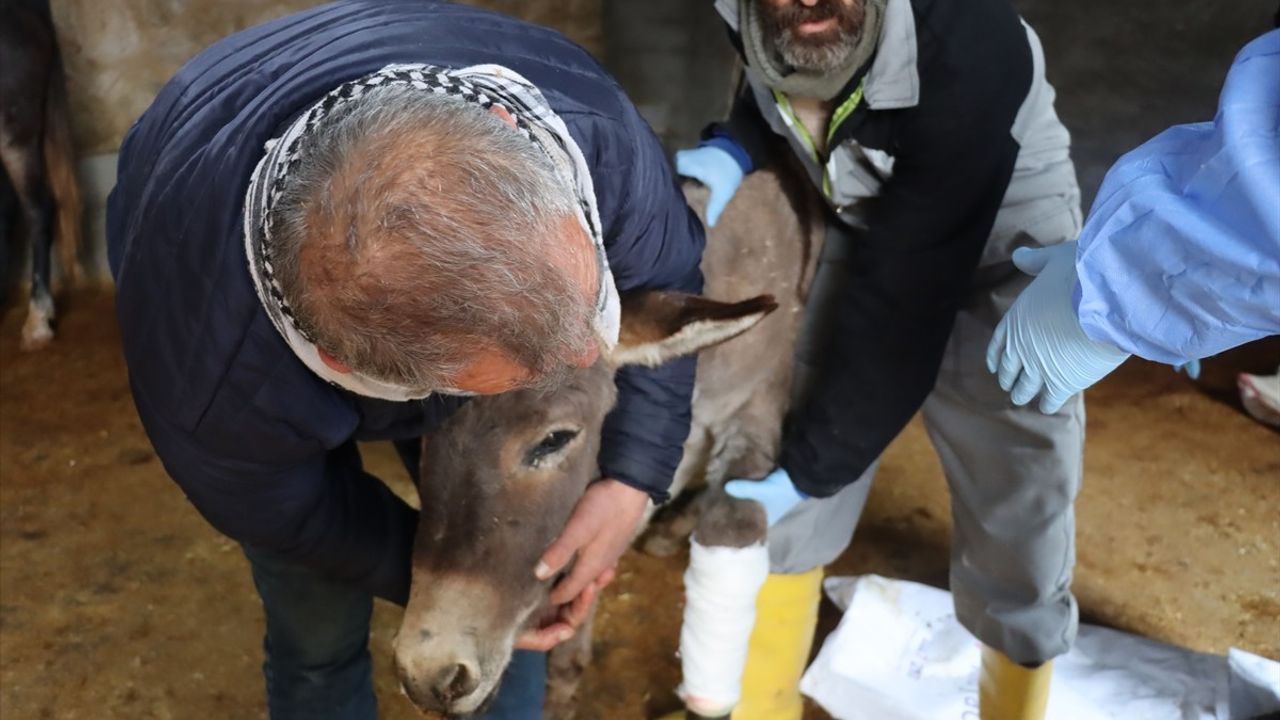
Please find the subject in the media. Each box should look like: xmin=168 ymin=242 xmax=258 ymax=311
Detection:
xmin=760 ymin=0 xmax=866 ymax=73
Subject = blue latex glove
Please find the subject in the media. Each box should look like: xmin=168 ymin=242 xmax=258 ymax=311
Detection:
xmin=724 ymin=468 xmax=806 ymax=527
xmin=1175 ymin=360 xmax=1201 ymax=380
xmin=986 ymin=241 xmax=1131 ymax=413
xmin=674 ymin=145 xmax=744 ymax=228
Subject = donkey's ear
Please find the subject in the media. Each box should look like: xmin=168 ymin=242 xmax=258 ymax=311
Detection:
xmin=609 ymin=290 xmax=778 ymax=368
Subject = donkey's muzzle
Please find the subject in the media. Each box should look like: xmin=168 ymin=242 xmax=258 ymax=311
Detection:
xmin=398 ymin=655 xmax=486 ymax=714
xmin=431 ymin=661 xmax=481 ymax=705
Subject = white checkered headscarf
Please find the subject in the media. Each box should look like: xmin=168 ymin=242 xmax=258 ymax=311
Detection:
xmin=243 ymin=63 xmax=620 ymax=401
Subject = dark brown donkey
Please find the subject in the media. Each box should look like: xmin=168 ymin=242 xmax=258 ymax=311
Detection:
xmin=395 ymin=163 xmax=824 ymax=717
xmin=0 ymin=0 xmax=83 ymax=350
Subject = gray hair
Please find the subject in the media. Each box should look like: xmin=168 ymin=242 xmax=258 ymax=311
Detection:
xmin=267 ymin=84 xmax=597 ymax=392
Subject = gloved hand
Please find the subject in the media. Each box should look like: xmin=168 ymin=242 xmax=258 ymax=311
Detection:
xmin=724 ymin=468 xmax=806 ymax=527
xmin=675 ymin=145 xmax=744 ymax=228
xmin=986 ymin=241 xmax=1131 ymax=413
xmin=1175 ymin=360 xmax=1201 ymax=379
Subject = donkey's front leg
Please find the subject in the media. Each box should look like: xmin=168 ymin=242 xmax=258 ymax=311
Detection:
xmin=545 ymin=606 xmax=596 ymax=719
xmin=668 ymin=492 xmax=769 ymax=719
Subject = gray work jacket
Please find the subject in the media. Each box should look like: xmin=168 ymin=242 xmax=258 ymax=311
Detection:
xmin=707 ymin=0 xmax=1082 ymax=496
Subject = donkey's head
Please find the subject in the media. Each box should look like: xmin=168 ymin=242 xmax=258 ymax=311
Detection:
xmin=393 ymin=289 xmax=776 ymax=716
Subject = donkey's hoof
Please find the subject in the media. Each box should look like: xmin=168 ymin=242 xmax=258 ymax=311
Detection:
xmin=545 ymin=680 xmax=579 ymax=720
xmin=20 ymin=298 xmax=55 ymax=351
xmin=19 ymin=318 xmax=54 ymax=351
xmin=640 ymin=532 xmax=684 ymax=558
xmin=544 ymin=697 xmax=578 ymax=720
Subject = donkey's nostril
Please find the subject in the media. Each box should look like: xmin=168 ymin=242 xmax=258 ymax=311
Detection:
xmin=431 ymin=661 xmax=480 ymax=704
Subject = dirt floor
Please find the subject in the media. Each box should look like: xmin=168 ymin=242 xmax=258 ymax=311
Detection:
xmin=1 ymin=292 xmax=1277 ymax=720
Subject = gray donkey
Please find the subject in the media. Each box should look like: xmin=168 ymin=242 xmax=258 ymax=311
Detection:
xmin=393 ymin=159 xmax=824 ymax=718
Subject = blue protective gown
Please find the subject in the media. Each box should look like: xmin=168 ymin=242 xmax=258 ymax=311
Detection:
xmin=1075 ymin=30 xmax=1280 ymax=365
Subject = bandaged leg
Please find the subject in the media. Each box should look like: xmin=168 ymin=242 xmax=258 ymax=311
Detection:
xmin=676 ymin=538 xmax=770 ymax=718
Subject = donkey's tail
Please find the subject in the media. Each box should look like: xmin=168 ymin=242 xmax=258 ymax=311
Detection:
xmin=43 ymin=43 xmax=82 ymax=287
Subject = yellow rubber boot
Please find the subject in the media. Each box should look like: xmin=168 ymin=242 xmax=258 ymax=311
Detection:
xmin=730 ymin=568 xmax=823 ymax=720
xmin=979 ymin=645 xmax=1053 ymax=720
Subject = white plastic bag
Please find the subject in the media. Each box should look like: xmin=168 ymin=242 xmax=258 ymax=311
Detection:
xmin=800 ymin=575 xmax=1280 ymax=720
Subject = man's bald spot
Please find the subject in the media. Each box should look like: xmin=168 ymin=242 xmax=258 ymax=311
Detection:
xmin=445 ymin=217 xmax=601 ymax=394
xmin=271 ymin=84 xmax=601 ymax=394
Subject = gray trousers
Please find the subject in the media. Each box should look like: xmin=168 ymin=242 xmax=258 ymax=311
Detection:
xmin=770 ymin=216 xmax=1085 ymax=666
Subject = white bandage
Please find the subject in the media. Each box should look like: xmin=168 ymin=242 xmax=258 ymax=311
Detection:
xmin=676 ymin=537 xmax=771 ymax=716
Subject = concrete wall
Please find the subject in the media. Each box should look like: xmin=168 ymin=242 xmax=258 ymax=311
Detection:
xmin=1014 ymin=0 xmax=1276 ymax=206
xmin=51 ymin=0 xmax=602 ymax=155
xmin=51 ymin=0 xmax=1277 ymax=282
xmin=47 ymin=0 xmax=602 ymax=280
xmin=605 ymin=0 xmax=1278 ymax=205
xmin=604 ymin=1 xmax=736 ymax=152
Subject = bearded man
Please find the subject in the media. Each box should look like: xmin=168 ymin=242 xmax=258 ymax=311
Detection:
xmin=670 ymin=1 xmax=1085 ymax=718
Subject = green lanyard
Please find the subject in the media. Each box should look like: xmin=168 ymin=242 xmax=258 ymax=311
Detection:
xmin=771 ymin=78 xmax=866 ymax=198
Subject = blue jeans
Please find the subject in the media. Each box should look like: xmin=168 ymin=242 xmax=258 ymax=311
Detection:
xmin=244 ymin=546 xmax=546 ymax=719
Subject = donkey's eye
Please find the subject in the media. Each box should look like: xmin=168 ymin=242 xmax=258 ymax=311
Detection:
xmin=525 ymin=429 xmax=580 ymax=468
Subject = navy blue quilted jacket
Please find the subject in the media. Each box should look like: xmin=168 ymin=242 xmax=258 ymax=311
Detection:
xmin=107 ymin=0 xmax=704 ymax=604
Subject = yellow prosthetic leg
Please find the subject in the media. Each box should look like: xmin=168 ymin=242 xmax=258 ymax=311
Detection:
xmin=979 ymin=646 xmax=1053 ymax=720
xmin=730 ymin=568 xmax=824 ymax=720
